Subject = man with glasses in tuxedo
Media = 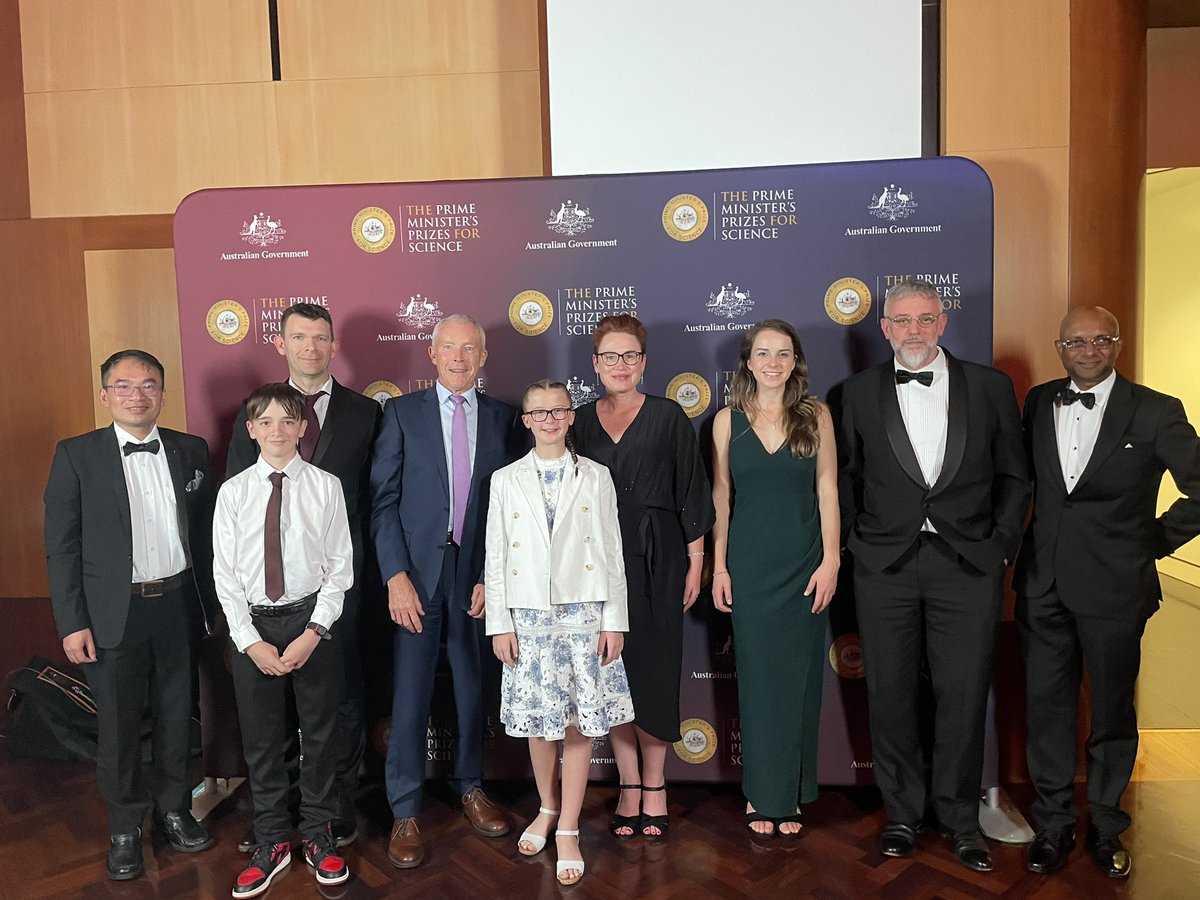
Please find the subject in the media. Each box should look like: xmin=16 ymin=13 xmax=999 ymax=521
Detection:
xmin=1016 ymin=306 xmax=1200 ymax=878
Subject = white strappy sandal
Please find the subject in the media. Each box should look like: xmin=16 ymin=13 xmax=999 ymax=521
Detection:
xmin=517 ymin=807 xmax=559 ymax=857
xmin=555 ymin=829 xmax=584 ymax=885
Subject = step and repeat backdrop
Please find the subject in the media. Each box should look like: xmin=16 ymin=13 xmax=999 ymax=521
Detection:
xmin=175 ymin=156 xmax=994 ymax=785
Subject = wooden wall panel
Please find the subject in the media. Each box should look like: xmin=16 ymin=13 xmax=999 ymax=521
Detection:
xmin=942 ymin=0 xmax=1070 ymax=152
xmin=1147 ymin=28 xmax=1200 ymax=168
xmin=1 ymin=0 xmax=30 ymax=219
xmin=0 ymin=218 xmax=92 ymax=598
xmin=278 ymin=0 xmax=540 ymax=79
xmin=24 ymin=83 xmax=282 ymax=217
xmin=275 ymin=72 xmax=544 ymax=184
xmin=84 ymin=249 xmax=185 ymax=433
xmin=19 ymin=0 xmax=270 ymax=92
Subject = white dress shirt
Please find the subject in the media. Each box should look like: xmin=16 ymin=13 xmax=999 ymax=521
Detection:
xmin=113 ymin=423 xmax=188 ymax=582
xmin=894 ymin=348 xmax=949 ymax=531
xmin=289 ymin=375 xmax=333 ymax=426
xmin=436 ymin=381 xmax=479 ymax=530
xmin=213 ymin=453 xmax=353 ymax=652
xmin=1055 ymin=369 xmax=1116 ymax=494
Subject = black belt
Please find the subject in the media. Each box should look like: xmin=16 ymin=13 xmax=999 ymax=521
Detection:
xmin=249 ymin=591 xmax=319 ymax=618
xmin=131 ymin=570 xmax=188 ymax=598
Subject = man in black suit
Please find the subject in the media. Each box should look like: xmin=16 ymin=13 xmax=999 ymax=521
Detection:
xmin=227 ymin=303 xmax=380 ymax=847
xmin=1015 ymin=306 xmax=1200 ymax=878
xmin=44 ymin=349 xmax=217 ymax=880
xmin=839 ymin=279 xmax=1028 ymax=872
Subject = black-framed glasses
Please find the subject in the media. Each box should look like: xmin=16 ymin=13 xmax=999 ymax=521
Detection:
xmin=523 ymin=407 xmax=571 ymax=421
xmin=883 ymin=313 xmax=942 ymax=329
xmin=103 ymin=382 xmax=163 ymax=397
xmin=596 ymin=350 xmax=645 ymax=366
xmin=1055 ymin=335 xmax=1120 ymax=351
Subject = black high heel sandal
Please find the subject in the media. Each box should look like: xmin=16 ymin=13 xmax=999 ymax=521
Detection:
xmin=640 ymin=785 xmax=669 ymax=842
xmin=608 ymin=784 xmax=641 ymax=841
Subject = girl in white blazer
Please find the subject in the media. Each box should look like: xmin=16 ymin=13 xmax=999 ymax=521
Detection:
xmin=485 ymin=380 xmax=634 ymax=886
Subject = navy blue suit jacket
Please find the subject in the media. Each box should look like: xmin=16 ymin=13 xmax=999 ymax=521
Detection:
xmin=370 ymin=387 xmax=522 ymax=611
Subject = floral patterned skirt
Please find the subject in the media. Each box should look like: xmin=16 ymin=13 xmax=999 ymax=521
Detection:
xmin=500 ymin=602 xmax=635 ymax=740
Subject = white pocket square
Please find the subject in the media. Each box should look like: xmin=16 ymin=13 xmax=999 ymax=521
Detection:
xmin=185 ymin=470 xmax=205 ymax=492
xmin=1124 ymin=443 xmax=1134 ymax=449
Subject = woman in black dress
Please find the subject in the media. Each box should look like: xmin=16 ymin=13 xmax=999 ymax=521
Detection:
xmin=571 ymin=315 xmax=715 ymax=841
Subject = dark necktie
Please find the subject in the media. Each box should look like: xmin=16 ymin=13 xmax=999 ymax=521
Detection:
xmin=299 ymin=390 xmax=326 ymax=461
xmin=123 ymin=439 xmax=160 ymax=456
xmin=895 ymin=369 xmax=934 ymax=387
xmin=265 ymin=471 xmax=286 ymax=601
xmin=1057 ymin=388 xmax=1096 ymax=409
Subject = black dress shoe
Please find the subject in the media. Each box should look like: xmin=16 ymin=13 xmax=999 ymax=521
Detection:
xmin=946 ymin=830 xmax=993 ymax=872
xmin=106 ymin=830 xmax=144 ymax=880
xmin=879 ymin=821 xmax=919 ymax=858
xmin=238 ymin=829 xmax=257 ymax=854
xmin=1086 ymin=828 xmax=1131 ymax=878
xmin=154 ymin=809 xmax=214 ymax=853
xmin=1026 ymin=828 xmax=1074 ymax=874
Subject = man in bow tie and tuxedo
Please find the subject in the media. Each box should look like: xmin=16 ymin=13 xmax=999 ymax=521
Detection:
xmin=839 ymin=279 xmax=1028 ymax=872
xmin=1015 ymin=306 xmax=1200 ymax=878
xmin=44 ymin=349 xmax=218 ymax=880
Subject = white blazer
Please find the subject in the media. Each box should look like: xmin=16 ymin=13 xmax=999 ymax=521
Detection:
xmin=484 ymin=450 xmax=628 ymax=635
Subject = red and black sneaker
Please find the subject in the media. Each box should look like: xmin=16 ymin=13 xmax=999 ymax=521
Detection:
xmin=302 ymin=827 xmax=350 ymax=886
xmin=232 ymin=841 xmax=291 ymax=898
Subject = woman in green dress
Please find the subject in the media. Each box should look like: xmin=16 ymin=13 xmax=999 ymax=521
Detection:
xmin=710 ymin=319 xmax=840 ymax=838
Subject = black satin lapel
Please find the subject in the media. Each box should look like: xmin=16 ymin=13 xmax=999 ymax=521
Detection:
xmin=1077 ymin=376 xmax=1134 ymax=489
xmin=879 ymin=365 xmax=927 ymax=489
xmin=929 ymin=354 xmax=966 ymax=497
xmin=424 ymin=388 xmax=450 ymax=495
xmin=162 ymin=433 xmax=190 ymax=548
xmin=1038 ymin=380 xmax=1069 ymax=493
xmin=105 ymin=428 xmax=134 ymax=546
xmin=310 ymin=383 xmax=340 ymax=468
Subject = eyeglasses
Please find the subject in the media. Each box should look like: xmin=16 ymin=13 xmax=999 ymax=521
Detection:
xmin=596 ymin=350 xmax=645 ymax=366
xmin=884 ymin=314 xmax=942 ymax=329
xmin=104 ymin=382 xmax=162 ymax=397
xmin=1055 ymin=335 xmax=1119 ymax=351
xmin=523 ymin=407 xmax=571 ymax=421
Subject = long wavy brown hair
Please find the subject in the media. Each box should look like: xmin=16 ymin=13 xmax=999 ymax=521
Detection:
xmin=728 ymin=319 xmax=820 ymax=458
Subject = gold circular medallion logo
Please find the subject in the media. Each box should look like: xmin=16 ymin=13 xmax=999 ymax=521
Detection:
xmin=666 ymin=373 xmax=711 ymax=418
xmin=824 ymin=277 xmax=872 ymax=326
xmin=662 ymin=194 xmax=709 ymax=242
xmin=509 ymin=290 xmax=554 ymax=336
xmin=674 ymin=717 xmax=718 ymax=764
xmin=352 ymin=207 xmax=396 ymax=253
xmin=829 ymin=633 xmax=865 ymax=679
xmin=206 ymin=299 xmax=250 ymax=345
xmin=363 ymin=380 xmax=403 ymax=406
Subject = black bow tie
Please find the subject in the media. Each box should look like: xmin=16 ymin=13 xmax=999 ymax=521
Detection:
xmin=895 ymin=369 xmax=934 ymax=387
xmin=123 ymin=439 xmax=160 ymax=456
xmin=1057 ymin=388 xmax=1096 ymax=409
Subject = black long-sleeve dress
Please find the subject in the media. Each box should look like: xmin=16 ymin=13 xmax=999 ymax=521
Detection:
xmin=572 ymin=395 xmax=715 ymax=742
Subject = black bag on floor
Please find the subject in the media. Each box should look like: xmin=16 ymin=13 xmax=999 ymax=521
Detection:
xmin=2 ymin=656 xmax=99 ymax=762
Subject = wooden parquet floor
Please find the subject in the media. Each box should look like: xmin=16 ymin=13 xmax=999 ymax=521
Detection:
xmin=3 ymin=756 xmax=1199 ymax=899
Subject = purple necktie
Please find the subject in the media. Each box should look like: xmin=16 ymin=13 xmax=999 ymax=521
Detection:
xmin=299 ymin=390 xmax=326 ymax=461
xmin=265 ymin=471 xmax=286 ymax=601
xmin=450 ymin=394 xmax=471 ymax=545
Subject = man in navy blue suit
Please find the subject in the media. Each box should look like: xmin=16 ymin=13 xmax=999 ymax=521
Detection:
xmin=370 ymin=314 xmax=522 ymax=868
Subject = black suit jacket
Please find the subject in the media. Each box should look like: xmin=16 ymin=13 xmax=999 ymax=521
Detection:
xmin=44 ymin=426 xmax=217 ymax=648
xmin=226 ymin=379 xmax=381 ymax=582
xmin=1014 ymin=374 xmax=1200 ymax=620
xmin=838 ymin=348 xmax=1029 ymax=575
xmin=370 ymin=388 xmax=524 ymax=610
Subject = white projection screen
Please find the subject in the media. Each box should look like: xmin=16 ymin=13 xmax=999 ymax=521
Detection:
xmin=546 ymin=0 xmax=932 ymax=175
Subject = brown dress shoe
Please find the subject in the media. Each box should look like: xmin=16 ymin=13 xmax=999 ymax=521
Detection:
xmin=461 ymin=788 xmax=510 ymax=836
xmin=388 ymin=817 xmax=424 ymax=869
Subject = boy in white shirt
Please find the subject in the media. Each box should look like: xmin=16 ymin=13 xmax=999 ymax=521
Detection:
xmin=213 ymin=383 xmax=353 ymax=897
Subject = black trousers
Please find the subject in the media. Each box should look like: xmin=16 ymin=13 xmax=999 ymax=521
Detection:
xmin=854 ymin=533 xmax=1002 ymax=834
xmin=1016 ymin=587 xmax=1147 ymax=838
xmin=231 ymin=598 xmax=344 ymax=842
xmin=86 ymin=588 xmax=194 ymax=834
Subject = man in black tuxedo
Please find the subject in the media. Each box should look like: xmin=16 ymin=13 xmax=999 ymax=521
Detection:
xmin=227 ymin=303 xmax=380 ymax=846
xmin=44 ymin=349 xmax=217 ymax=880
xmin=1015 ymin=306 xmax=1200 ymax=878
xmin=839 ymin=279 xmax=1028 ymax=872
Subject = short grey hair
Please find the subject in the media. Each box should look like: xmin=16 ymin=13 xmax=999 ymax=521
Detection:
xmin=430 ymin=313 xmax=487 ymax=351
xmin=883 ymin=278 xmax=941 ymax=316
